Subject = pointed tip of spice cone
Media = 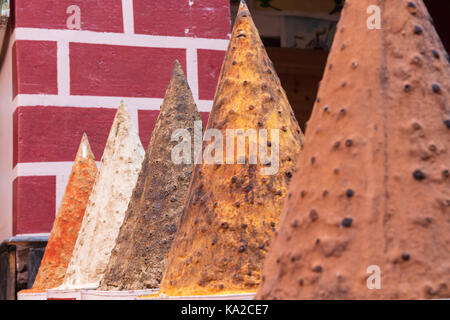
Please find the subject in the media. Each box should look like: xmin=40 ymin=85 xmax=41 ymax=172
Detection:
xmin=159 ymin=61 xmax=196 ymax=116
xmin=76 ymin=133 xmax=95 ymax=161
xmin=112 ymin=101 xmax=136 ymax=137
xmin=236 ymin=0 xmax=252 ymax=24
xmin=171 ymin=59 xmax=186 ymax=79
xmin=164 ymin=61 xmax=199 ymax=122
xmin=173 ymin=59 xmax=182 ymax=69
xmin=239 ymin=0 xmax=248 ymax=10
xmin=117 ymin=101 xmax=129 ymax=115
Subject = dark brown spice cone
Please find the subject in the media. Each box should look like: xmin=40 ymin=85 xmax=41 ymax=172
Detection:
xmin=99 ymin=61 xmax=202 ymax=290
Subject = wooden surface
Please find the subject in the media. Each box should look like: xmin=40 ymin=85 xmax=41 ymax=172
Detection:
xmin=7 ymin=249 xmax=15 ymax=300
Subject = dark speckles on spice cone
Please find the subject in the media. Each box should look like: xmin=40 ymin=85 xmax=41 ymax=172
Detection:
xmin=257 ymin=0 xmax=450 ymax=300
xmin=158 ymin=1 xmax=303 ymax=297
xmin=413 ymin=169 xmax=426 ymax=180
xmin=98 ymin=61 xmax=202 ymax=291
xmin=341 ymin=218 xmax=353 ymax=228
xmin=413 ymin=25 xmax=423 ymax=35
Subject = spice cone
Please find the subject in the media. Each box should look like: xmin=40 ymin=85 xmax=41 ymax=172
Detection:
xmin=158 ymin=1 xmax=303 ymax=297
xmin=99 ymin=61 xmax=202 ymax=291
xmin=60 ymin=103 xmax=145 ymax=290
xmin=19 ymin=134 xmax=97 ymax=293
xmin=257 ymin=0 xmax=450 ymax=300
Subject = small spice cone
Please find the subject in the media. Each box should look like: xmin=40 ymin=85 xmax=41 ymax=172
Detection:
xmin=19 ymin=134 xmax=97 ymax=293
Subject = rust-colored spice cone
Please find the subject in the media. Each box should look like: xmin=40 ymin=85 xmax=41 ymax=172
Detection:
xmin=257 ymin=0 xmax=450 ymax=300
xmin=99 ymin=61 xmax=201 ymax=291
xmin=23 ymin=134 xmax=97 ymax=291
xmin=159 ymin=1 xmax=303 ymax=296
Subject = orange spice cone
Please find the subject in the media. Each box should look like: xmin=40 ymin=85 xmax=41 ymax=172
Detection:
xmin=59 ymin=103 xmax=145 ymax=290
xmin=158 ymin=1 xmax=303 ymax=297
xmin=98 ymin=61 xmax=202 ymax=291
xmin=19 ymin=134 xmax=97 ymax=294
xmin=257 ymin=0 xmax=450 ymax=300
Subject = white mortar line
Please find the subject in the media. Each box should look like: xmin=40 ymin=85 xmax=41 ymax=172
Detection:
xmin=15 ymin=95 xmax=162 ymax=109
xmin=12 ymin=162 xmax=100 ymax=216
xmin=14 ymin=162 xmax=73 ymax=178
xmin=13 ymin=94 xmax=213 ymax=112
xmin=186 ymin=48 xmax=199 ymax=102
xmin=14 ymin=28 xmax=229 ymax=50
xmin=57 ymin=40 xmax=70 ymax=96
xmin=122 ymin=0 xmax=135 ymax=34
xmin=13 ymin=161 xmax=101 ymax=178
xmin=55 ymin=174 xmax=68 ymax=212
xmin=12 ymin=96 xmax=18 ymax=111
xmin=197 ymin=100 xmax=213 ymax=112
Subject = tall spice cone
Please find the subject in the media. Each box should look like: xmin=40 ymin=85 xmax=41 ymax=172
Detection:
xmin=19 ymin=134 xmax=97 ymax=293
xmin=99 ymin=61 xmax=202 ymax=291
xmin=158 ymin=1 xmax=303 ymax=297
xmin=257 ymin=0 xmax=450 ymax=300
xmin=59 ymin=103 xmax=145 ymax=289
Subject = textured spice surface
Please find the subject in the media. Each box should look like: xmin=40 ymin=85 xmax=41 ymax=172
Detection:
xmin=99 ymin=62 xmax=201 ymax=290
xmin=60 ymin=103 xmax=145 ymax=289
xmin=257 ymin=0 xmax=450 ymax=300
xmin=20 ymin=135 xmax=97 ymax=293
xmin=159 ymin=2 xmax=303 ymax=296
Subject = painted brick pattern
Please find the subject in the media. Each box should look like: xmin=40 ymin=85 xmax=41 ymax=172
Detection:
xmin=197 ymin=49 xmax=226 ymax=100
xmin=70 ymin=44 xmax=187 ymax=98
xmin=12 ymin=40 xmax=58 ymax=97
xmin=6 ymin=0 xmax=230 ymax=236
xmin=138 ymin=110 xmax=159 ymax=150
xmin=14 ymin=0 xmax=124 ymax=33
xmin=134 ymin=0 xmax=230 ymax=39
xmin=13 ymin=107 xmax=116 ymax=165
xmin=13 ymin=176 xmax=56 ymax=234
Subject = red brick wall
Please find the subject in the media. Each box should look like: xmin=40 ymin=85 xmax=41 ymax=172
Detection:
xmin=13 ymin=107 xmax=116 ymax=165
xmin=197 ymin=49 xmax=227 ymax=100
xmin=6 ymin=0 xmax=230 ymax=236
xmin=70 ymin=44 xmax=187 ymax=97
xmin=13 ymin=176 xmax=56 ymax=235
xmin=133 ymin=0 xmax=230 ymax=38
xmin=15 ymin=0 xmax=124 ymax=32
xmin=12 ymin=40 xmax=58 ymax=97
